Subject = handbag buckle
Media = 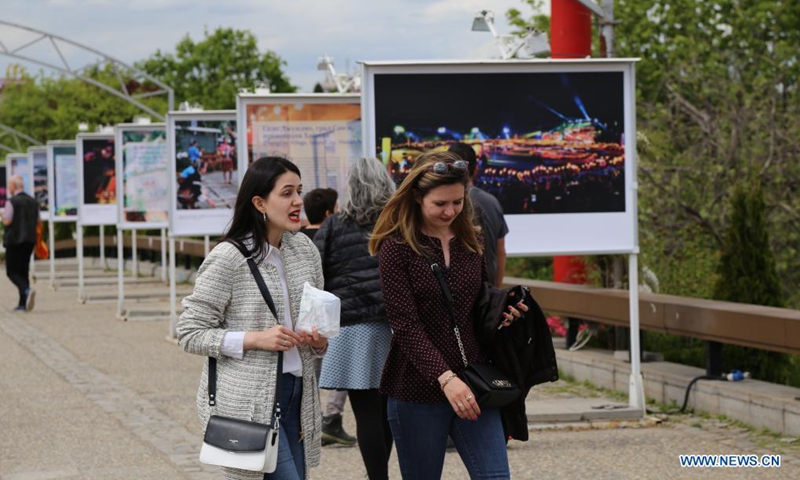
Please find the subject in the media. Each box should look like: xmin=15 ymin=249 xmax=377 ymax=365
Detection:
xmin=492 ymin=379 xmax=512 ymax=388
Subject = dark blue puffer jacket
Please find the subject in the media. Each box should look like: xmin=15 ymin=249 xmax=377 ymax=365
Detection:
xmin=313 ymin=213 xmax=387 ymax=327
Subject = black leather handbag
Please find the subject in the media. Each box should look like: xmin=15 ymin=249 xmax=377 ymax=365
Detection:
xmin=427 ymin=258 xmax=521 ymax=408
xmin=199 ymin=241 xmax=283 ymax=473
xmin=461 ymin=363 xmax=521 ymax=408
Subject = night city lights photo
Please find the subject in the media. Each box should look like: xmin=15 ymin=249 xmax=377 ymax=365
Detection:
xmin=374 ymin=71 xmax=626 ymax=215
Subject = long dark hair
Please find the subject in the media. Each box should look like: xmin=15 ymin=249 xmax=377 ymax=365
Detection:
xmin=221 ymin=156 xmax=301 ymax=262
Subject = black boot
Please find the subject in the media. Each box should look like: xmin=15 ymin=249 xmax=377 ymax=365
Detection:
xmin=321 ymin=413 xmax=357 ymax=446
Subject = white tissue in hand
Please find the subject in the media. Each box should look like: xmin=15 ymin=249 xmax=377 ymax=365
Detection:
xmin=296 ymin=282 xmax=340 ymax=338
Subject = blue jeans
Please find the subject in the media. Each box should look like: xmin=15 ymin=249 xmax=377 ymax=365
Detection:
xmin=387 ymin=397 xmax=511 ymax=480
xmin=264 ymin=374 xmax=305 ymax=480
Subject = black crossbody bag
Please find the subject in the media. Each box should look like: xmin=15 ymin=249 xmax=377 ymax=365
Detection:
xmin=199 ymin=241 xmax=283 ymax=473
xmin=426 ymin=257 xmax=521 ymax=408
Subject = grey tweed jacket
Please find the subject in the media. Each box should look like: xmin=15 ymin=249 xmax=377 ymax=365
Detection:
xmin=177 ymin=231 xmax=324 ymax=480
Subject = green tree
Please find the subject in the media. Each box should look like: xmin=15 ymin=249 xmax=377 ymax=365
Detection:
xmin=137 ymin=27 xmax=296 ymax=110
xmin=0 ymin=65 xmax=166 ymax=152
xmin=713 ymin=181 xmax=783 ymax=308
xmin=507 ymin=1 xmax=800 ymax=306
xmin=506 ymin=0 xmax=550 ymax=37
xmin=711 ymin=180 xmax=793 ymax=384
xmin=614 ymin=0 xmax=800 ymax=306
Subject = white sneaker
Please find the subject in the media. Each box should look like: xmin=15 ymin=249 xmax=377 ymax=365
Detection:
xmin=25 ymin=289 xmax=35 ymax=311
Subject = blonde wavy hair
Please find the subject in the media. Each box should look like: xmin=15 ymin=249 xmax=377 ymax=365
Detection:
xmin=369 ymin=151 xmax=482 ymax=257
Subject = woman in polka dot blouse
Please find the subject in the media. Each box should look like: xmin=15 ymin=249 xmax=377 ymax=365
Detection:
xmin=369 ymin=151 xmax=527 ymax=479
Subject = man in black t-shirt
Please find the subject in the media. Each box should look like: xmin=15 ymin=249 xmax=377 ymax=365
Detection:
xmin=2 ymin=175 xmax=39 ymax=311
xmin=449 ymin=143 xmax=509 ymax=286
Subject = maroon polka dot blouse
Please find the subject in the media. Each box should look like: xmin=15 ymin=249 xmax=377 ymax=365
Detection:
xmin=378 ymin=234 xmax=487 ymax=403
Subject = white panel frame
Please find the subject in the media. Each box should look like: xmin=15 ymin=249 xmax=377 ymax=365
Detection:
xmin=361 ymin=59 xmax=640 ymax=257
xmin=115 ymin=123 xmax=170 ymax=230
xmin=46 ymin=140 xmax=79 ymax=287
xmin=6 ymin=152 xmax=33 ymax=195
xmin=0 ymin=162 xmax=6 ymax=209
xmin=236 ymin=93 xmax=361 ymax=197
xmin=47 ymin=140 xmax=79 ymax=223
xmin=28 ymin=146 xmax=49 ymax=221
xmin=76 ymin=133 xmax=117 ymax=227
xmin=167 ymin=110 xmax=237 ymax=237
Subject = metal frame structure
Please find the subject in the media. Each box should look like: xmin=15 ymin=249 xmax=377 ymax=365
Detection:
xmin=572 ymin=0 xmax=617 ymax=57
xmin=0 ymin=124 xmax=42 ymax=153
xmin=0 ymin=20 xmax=174 ymax=120
xmin=471 ymin=10 xmax=550 ymax=59
xmin=317 ymin=55 xmax=361 ymax=93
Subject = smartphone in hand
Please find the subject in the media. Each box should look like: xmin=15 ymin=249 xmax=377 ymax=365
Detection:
xmin=499 ymin=286 xmax=529 ymax=329
xmin=505 ymin=285 xmax=528 ymax=309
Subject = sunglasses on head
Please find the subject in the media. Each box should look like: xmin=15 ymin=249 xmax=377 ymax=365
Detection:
xmin=431 ymin=160 xmax=468 ymax=175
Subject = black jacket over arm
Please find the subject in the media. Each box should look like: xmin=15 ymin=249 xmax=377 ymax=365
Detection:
xmin=313 ymin=213 xmax=387 ymax=327
xmin=473 ymin=284 xmax=559 ymax=441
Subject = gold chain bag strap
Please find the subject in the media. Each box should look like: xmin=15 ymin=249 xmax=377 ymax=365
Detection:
xmin=426 ymin=257 xmax=521 ymax=408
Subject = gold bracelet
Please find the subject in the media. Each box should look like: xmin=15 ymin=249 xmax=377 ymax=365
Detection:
xmin=439 ymin=372 xmax=457 ymax=391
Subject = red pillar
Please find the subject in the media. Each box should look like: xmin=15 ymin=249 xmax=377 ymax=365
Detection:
xmin=551 ymin=0 xmax=592 ymax=284
xmin=550 ymin=0 xmax=593 ymax=58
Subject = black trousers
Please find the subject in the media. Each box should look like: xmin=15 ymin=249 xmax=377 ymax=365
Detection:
xmin=6 ymin=242 xmax=34 ymax=306
xmin=348 ymin=389 xmax=393 ymax=480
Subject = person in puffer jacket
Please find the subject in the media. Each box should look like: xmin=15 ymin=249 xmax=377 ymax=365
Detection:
xmin=313 ymin=157 xmax=396 ymax=480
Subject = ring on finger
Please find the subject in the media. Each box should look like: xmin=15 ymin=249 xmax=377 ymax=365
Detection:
xmin=465 ymin=394 xmax=473 ymax=402
xmin=457 ymin=402 xmax=464 ymax=410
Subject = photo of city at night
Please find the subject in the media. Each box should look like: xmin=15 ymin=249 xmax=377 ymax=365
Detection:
xmin=374 ymin=71 xmax=626 ymax=214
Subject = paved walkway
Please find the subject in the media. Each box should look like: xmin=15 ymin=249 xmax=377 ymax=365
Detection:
xmin=1 ymin=266 xmax=800 ymax=479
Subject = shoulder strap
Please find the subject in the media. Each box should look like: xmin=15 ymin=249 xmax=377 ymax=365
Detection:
xmin=423 ymin=255 xmax=469 ymax=368
xmin=227 ymin=240 xmax=278 ymax=319
xmin=207 ymin=239 xmax=284 ymax=426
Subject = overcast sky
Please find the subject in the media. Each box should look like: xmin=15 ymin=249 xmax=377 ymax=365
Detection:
xmin=0 ymin=0 xmax=550 ymax=93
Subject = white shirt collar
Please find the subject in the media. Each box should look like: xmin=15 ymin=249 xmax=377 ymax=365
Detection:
xmin=265 ymin=243 xmax=281 ymax=260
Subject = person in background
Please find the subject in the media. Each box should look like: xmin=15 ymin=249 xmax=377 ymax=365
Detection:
xmin=369 ymin=151 xmax=526 ymax=479
xmin=2 ymin=175 xmax=39 ymax=311
xmin=300 ymin=188 xmax=339 ymax=240
xmin=177 ymin=157 xmax=328 ymax=480
xmin=188 ymin=140 xmax=203 ymax=173
xmin=218 ymin=136 xmax=234 ymax=184
xmin=448 ymin=143 xmax=509 ymax=287
xmin=314 ymin=158 xmax=396 ymax=480
xmin=300 ymin=187 xmax=357 ymax=448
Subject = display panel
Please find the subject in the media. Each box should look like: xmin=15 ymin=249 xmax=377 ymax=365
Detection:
xmin=362 ymin=60 xmax=638 ymax=256
xmin=117 ymin=124 xmax=169 ymax=228
xmin=168 ymin=111 xmax=238 ymax=236
xmin=7 ymin=153 xmax=32 ymax=195
xmin=77 ymin=134 xmax=117 ymax=226
xmin=0 ymin=163 xmax=6 ymax=210
xmin=238 ymin=94 xmax=361 ymax=199
xmin=30 ymin=147 xmax=49 ymax=220
xmin=48 ymin=141 xmax=79 ymax=220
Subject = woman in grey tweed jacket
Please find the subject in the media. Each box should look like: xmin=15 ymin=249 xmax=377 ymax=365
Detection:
xmin=177 ymin=157 xmax=328 ymax=480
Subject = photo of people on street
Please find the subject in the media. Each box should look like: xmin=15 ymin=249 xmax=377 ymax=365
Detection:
xmin=374 ymin=71 xmax=626 ymax=215
xmin=174 ymin=120 xmax=237 ymax=210
xmin=81 ymin=138 xmax=116 ymax=205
